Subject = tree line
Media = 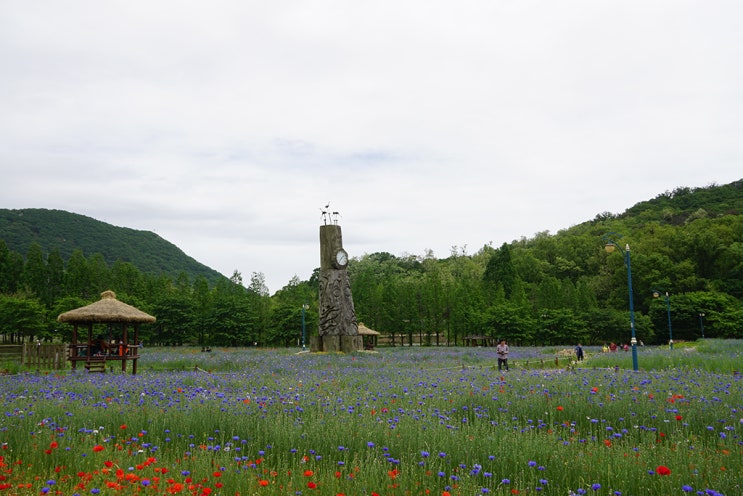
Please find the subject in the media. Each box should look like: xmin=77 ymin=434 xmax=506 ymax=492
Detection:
xmin=1 ymin=182 xmax=742 ymax=348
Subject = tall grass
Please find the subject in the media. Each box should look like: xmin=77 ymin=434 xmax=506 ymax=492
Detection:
xmin=585 ymin=339 xmax=743 ymax=373
xmin=0 ymin=340 xmax=740 ymax=495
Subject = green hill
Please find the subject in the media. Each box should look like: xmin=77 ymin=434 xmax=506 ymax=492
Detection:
xmin=0 ymin=208 xmax=226 ymax=285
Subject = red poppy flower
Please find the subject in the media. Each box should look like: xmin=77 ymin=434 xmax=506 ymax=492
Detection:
xmin=259 ymin=480 xmax=269 ymax=487
xmin=656 ymin=465 xmax=671 ymax=476
xmin=307 ymin=482 xmax=317 ymax=489
xmin=93 ymin=445 xmax=105 ymax=452
xmin=556 ymin=406 xmax=564 ymax=411
xmin=304 ymin=470 xmax=314 ymax=477
xmin=675 ymin=415 xmax=682 ymax=421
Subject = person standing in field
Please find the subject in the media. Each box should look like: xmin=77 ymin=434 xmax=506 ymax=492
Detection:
xmin=575 ymin=343 xmax=584 ymax=361
xmin=496 ymin=339 xmax=509 ymax=371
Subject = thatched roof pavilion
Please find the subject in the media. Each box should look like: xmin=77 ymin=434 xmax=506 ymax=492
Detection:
xmin=357 ymin=323 xmax=380 ymax=349
xmin=58 ymin=290 xmax=156 ymax=324
xmin=58 ymin=290 xmax=155 ymax=374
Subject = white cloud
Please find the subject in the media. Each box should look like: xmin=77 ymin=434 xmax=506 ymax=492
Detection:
xmin=1 ymin=0 xmax=741 ymax=292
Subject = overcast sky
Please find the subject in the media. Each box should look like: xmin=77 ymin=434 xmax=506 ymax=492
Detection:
xmin=1 ymin=1 xmax=741 ymax=293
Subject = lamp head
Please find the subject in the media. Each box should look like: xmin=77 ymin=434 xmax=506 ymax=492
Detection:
xmin=605 ymin=243 xmax=617 ymax=253
xmin=653 ymin=291 xmax=660 ymax=298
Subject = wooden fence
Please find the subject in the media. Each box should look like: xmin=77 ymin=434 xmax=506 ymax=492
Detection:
xmin=0 ymin=343 xmax=67 ymax=370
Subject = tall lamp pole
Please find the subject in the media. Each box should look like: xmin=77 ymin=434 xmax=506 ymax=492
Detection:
xmin=603 ymin=234 xmax=639 ymax=371
xmin=652 ymin=289 xmax=673 ymax=349
xmin=698 ymin=312 xmax=705 ymax=339
xmin=301 ymin=303 xmax=309 ymax=351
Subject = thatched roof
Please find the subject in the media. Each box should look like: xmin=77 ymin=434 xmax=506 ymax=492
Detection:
xmin=57 ymin=290 xmax=156 ymax=324
xmin=357 ymin=323 xmax=380 ymax=336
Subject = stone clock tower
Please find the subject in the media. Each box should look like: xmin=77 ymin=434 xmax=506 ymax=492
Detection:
xmin=311 ymin=219 xmax=360 ymax=353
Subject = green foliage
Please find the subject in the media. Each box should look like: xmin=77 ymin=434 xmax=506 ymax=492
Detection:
xmin=0 ymin=208 xmax=224 ymax=284
xmin=0 ymin=181 xmax=742 ymax=349
xmin=0 ymin=294 xmax=47 ymax=340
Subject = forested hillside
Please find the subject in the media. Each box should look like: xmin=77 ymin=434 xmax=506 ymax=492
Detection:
xmin=0 ymin=209 xmax=224 ymax=284
xmin=1 ymin=180 xmax=741 ymax=349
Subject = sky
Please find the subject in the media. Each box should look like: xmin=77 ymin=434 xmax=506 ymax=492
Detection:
xmin=1 ymin=1 xmax=741 ymax=294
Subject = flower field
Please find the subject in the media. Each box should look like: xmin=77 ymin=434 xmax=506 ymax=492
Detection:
xmin=1 ymin=342 xmax=741 ymax=495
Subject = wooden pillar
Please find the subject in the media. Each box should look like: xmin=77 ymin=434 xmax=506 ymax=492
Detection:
xmin=121 ymin=324 xmax=128 ymax=373
xmin=133 ymin=324 xmax=139 ymax=375
xmin=71 ymin=324 xmax=79 ymax=371
xmin=317 ymin=224 xmax=358 ymax=352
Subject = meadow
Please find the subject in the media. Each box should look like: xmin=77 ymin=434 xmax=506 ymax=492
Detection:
xmin=1 ymin=341 xmax=741 ymax=496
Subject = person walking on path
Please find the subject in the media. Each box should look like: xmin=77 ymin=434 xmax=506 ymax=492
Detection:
xmin=496 ymin=339 xmax=509 ymax=371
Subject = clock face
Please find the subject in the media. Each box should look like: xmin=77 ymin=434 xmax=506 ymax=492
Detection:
xmin=335 ymin=249 xmax=348 ymax=268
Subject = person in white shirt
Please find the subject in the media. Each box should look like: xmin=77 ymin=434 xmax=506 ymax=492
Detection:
xmin=496 ymin=339 xmax=509 ymax=371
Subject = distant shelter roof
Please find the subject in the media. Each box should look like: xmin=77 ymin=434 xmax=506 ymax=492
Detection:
xmin=357 ymin=323 xmax=380 ymax=336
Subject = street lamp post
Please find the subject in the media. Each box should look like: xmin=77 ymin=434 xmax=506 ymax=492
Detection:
xmin=652 ymin=289 xmax=673 ymax=349
xmin=603 ymin=233 xmax=639 ymax=371
xmin=698 ymin=312 xmax=705 ymax=339
xmin=301 ymin=303 xmax=309 ymax=351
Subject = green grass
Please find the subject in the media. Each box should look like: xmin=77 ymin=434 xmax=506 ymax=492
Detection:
xmin=584 ymin=339 xmax=743 ymax=373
